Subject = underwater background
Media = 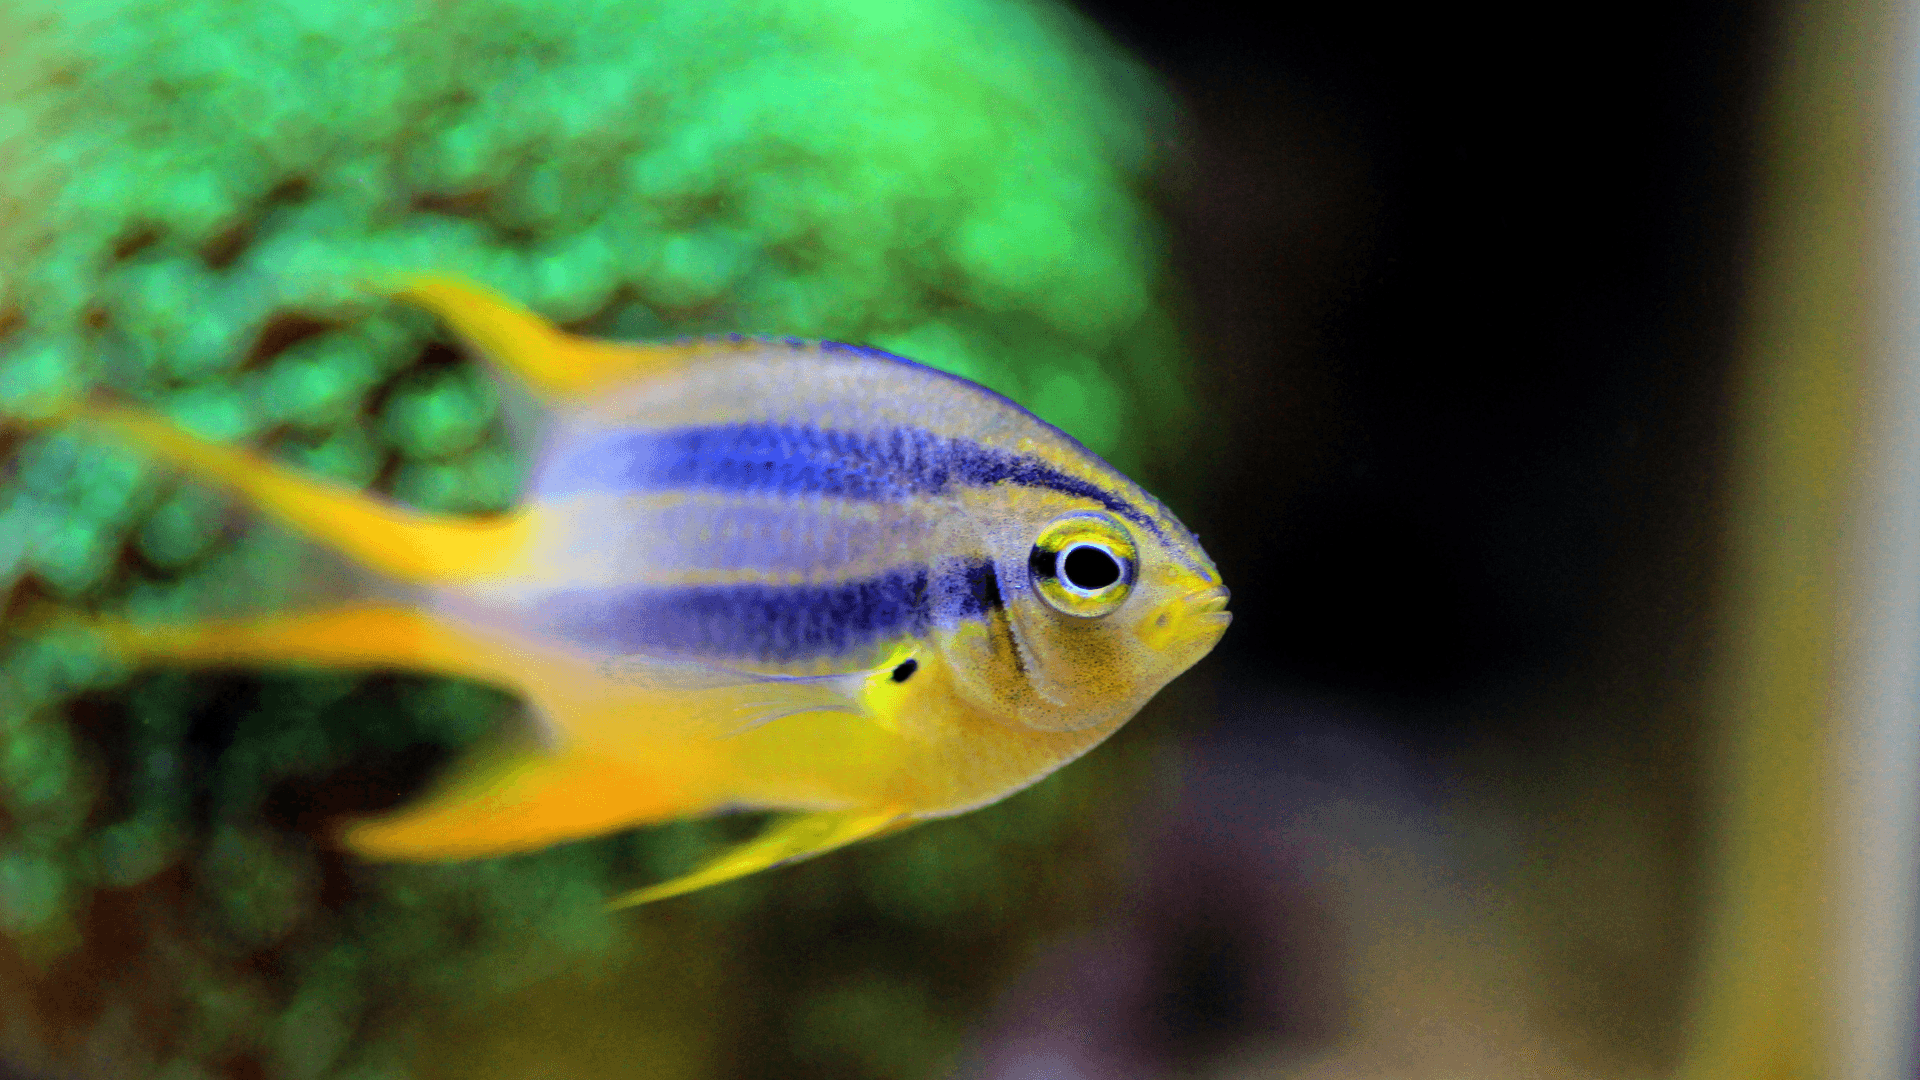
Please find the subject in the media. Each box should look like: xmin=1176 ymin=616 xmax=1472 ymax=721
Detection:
xmin=0 ymin=0 xmax=1787 ymax=1077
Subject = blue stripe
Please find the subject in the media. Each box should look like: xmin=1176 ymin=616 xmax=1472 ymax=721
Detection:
xmin=533 ymin=422 xmax=1158 ymax=534
xmin=950 ymin=558 xmax=1003 ymax=618
xmin=541 ymin=558 xmax=1005 ymax=663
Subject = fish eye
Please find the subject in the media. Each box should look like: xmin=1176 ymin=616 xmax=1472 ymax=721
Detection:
xmin=1061 ymin=544 xmax=1123 ymax=591
xmin=1029 ymin=513 xmax=1137 ymax=617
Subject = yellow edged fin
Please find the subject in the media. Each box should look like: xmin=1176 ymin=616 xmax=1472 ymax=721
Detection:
xmin=341 ymin=737 xmax=687 ymax=862
xmin=78 ymin=604 xmax=511 ymax=685
xmin=607 ymin=808 xmax=915 ymax=909
xmin=68 ymin=402 xmax=533 ymax=585
xmin=382 ymin=275 xmax=732 ymax=403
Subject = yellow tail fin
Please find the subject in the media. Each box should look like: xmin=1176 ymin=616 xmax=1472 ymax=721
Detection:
xmin=66 ymin=401 xmax=534 ymax=586
xmin=88 ymin=604 xmax=514 ymax=683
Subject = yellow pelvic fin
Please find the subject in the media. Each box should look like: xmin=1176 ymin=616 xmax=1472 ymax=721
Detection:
xmin=385 ymin=276 xmax=730 ymax=403
xmin=342 ymin=737 xmax=687 ymax=862
xmin=607 ymin=807 xmax=915 ymax=909
xmin=83 ymin=604 xmax=511 ymax=685
xmin=72 ymin=403 xmax=532 ymax=585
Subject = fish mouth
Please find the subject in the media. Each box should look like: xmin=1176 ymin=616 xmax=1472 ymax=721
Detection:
xmin=1183 ymin=585 xmax=1233 ymax=631
xmin=1136 ymin=584 xmax=1233 ymax=649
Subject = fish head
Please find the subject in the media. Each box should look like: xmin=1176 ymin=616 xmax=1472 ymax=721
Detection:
xmin=945 ymin=493 xmax=1229 ymax=734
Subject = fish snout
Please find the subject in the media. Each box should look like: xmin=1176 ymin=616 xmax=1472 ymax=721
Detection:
xmin=1136 ymin=584 xmax=1233 ymax=650
xmin=1187 ymin=584 xmax=1231 ymax=617
xmin=1184 ymin=585 xmax=1232 ymax=635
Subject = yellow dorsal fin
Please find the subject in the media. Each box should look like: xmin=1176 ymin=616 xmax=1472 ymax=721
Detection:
xmin=382 ymin=275 xmax=751 ymax=403
xmin=607 ymin=808 xmax=915 ymax=909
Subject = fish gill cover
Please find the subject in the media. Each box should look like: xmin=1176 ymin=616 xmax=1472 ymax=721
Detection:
xmin=0 ymin=0 xmax=1193 ymax=1077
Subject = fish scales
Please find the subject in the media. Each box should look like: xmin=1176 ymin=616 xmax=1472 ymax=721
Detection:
xmin=532 ymin=557 xmax=1004 ymax=664
xmin=512 ymin=492 xmax=951 ymax=587
xmin=561 ymin=347 xmax=1175 ymax=539
xmin=492 ymin=348 xmax=1151 ymax=672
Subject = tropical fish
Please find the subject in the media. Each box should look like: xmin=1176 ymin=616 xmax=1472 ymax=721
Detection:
xmin=48 ymin=277 xmax=1231 ymax=905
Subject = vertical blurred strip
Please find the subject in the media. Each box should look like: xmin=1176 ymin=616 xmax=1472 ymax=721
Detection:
xmin=1682 ymin=0 xmax=1920 ymax=1076
xmin=1832 ymin=0 xmax=1920 ymax=1071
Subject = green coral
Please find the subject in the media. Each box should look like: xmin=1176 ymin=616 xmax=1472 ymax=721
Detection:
xmin=0 ymin=0 xmax=1190 ymax=1076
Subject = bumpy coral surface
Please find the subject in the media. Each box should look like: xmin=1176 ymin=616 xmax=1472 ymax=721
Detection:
xmin=0 ymin=1 xmax=1189 ymax=1076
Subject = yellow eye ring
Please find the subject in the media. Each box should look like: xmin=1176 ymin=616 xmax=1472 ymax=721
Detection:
xmin=1029 ymin=513 xmax=1138 ymax=617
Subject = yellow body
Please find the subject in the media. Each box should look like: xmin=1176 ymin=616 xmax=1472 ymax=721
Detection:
xmin=58 ymin=277 xmax=1231 ymax=904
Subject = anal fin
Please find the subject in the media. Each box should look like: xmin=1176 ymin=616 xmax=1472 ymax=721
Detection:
xmin=341 ymin=737 xmax=687 ymax=862
xmin=607 ymin=808 xmax=914 ymax=909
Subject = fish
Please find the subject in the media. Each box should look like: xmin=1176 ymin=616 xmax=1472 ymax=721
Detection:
xmin=42 ymin=277 xmax=1231 ymax=905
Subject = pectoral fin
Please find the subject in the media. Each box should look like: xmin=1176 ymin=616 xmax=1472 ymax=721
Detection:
xmin=607 ymin=808 xmax=914 ymax=909
xmin=594 ymin=653 xmax=891 ymax=737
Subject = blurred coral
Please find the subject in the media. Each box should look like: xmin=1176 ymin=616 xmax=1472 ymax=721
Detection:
xmin=955 ymin=691 xmax=1598 ymax=1080
xmin=0 ymin=1 xmax=1191 ymax=1076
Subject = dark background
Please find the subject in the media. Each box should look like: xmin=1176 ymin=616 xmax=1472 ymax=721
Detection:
xmin=1077 ymin=0 xmax=1762 ymax=717
xmin=1032 ymin=3 xmax=1770 ymax=1072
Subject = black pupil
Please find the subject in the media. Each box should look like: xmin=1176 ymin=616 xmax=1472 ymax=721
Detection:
xmin=1061 ymin=545 xmax=1122 ymax=591
xmin=891 ymin=658 xmax=918 ymax=683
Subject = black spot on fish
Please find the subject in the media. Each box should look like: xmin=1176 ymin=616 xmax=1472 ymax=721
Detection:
xmin=891 ymin=658 xmax=918 ymax=683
